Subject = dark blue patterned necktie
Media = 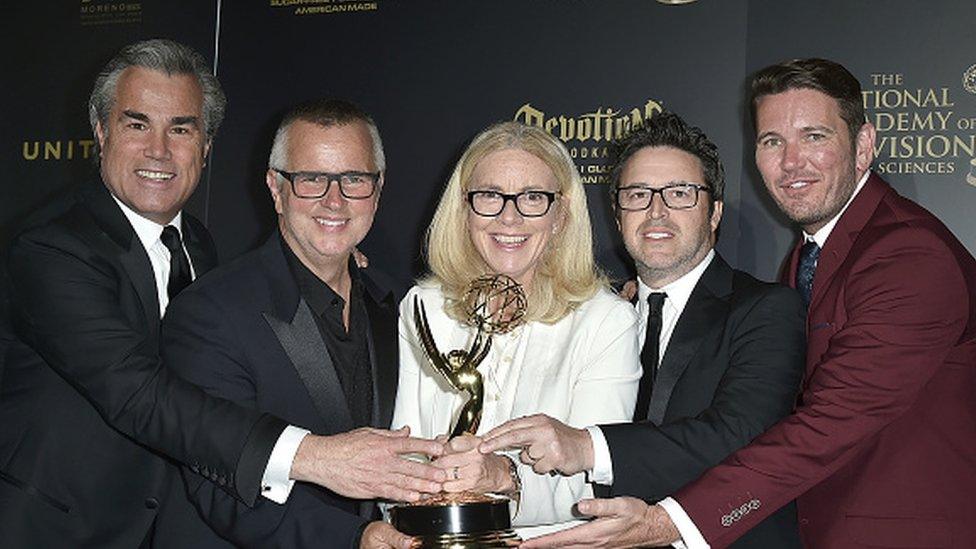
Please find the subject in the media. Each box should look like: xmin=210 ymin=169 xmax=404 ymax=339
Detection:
xmin=796 ymin=241 xmax=821 ymax=309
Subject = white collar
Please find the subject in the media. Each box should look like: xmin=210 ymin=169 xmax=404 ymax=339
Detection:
xmin=805 ymin=170 xmax=870 ymax=247
xmin=110 ymin=192 xmax=183 ymax=252
xmin=637 ymin=249 xmax=715 ymax=312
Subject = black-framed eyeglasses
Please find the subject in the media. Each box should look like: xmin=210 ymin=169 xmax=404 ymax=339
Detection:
xmin=466 ymin=190 xmax=560 ymax=217
xmin=615 ymin=183 xmax=711 ymax=211
xmin=273 ymin=169 xmax=381 ymax=199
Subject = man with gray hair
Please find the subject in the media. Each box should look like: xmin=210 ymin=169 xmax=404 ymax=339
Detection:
xmin=0 ymin=40 xmax=441 ymax=548
xmin=163 ymin=97 xmax=417 ymax=548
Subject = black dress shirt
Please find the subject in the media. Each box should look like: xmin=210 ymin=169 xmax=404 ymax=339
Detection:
xmin=282 ymin=239 xmax=373 ymax=427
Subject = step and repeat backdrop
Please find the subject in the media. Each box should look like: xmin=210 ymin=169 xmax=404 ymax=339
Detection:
xmin=6 ymin=0 xmax=975 ymax=285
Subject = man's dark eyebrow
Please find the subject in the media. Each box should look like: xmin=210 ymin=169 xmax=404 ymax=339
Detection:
xmin=171 ymin=115 xmax=201 ymax=127
xmin=801 ymin=125 xmax=836 ymax=134
xmin=121 ymin=110 xmax=149 ymax=123
xmin=120 ymin=110 xmax=199 ymax=128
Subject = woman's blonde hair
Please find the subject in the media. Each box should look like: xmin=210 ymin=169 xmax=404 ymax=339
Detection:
xmin=426 ymin=121 xmax=605 ymax=323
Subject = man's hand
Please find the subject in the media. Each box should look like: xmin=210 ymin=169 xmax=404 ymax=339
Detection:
xmin=433 ymin=434 xmax=514 ymax=494
xmin=520 ymin=499 xmax=680 ymax=548
xmin=360 ymin=521 xmax=415 ymax=549
xmin=291 ymin=427 xmax=445 ymax=502
xmin=479 ymin=414 xmax=593 ymax=476
xmin=353 ymin=247 xmax=369 ymax=268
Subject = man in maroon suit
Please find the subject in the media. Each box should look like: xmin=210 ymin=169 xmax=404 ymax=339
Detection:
xmin=520 ymin=58 xmax=976 ymax=548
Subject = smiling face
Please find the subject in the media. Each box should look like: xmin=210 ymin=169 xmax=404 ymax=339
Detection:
xmin=95 ymin=66 xmax=210 ymax=225
xmin=754 ymin=88 xmax=874 ymax=234
xmin=267 ymin=120 xmax=381 ymax=276
xmin=466 ymin=148 xmax=561 ymax=288
xmin=617 ymin=146 xmax=722 ymax=288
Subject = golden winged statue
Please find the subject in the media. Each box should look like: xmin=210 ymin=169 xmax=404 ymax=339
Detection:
xmin=413 ymin=296 xmax=491 ymax=438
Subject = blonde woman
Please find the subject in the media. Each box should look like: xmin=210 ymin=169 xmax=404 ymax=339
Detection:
xmin=391 ymin=122 xmax=640 ymax=538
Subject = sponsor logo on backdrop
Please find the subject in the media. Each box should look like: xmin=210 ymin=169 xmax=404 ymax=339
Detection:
xmin=79 ymin=0 xmax=142 ymax=26
xmin=22 ymin=139 xmax=96 ymax=162
xmin=865 ymin=68 xmax=976 ymax=187
xmin=269 ymin=0 xmax=378 ymax=16
xmin=513 ymin=99 xmax=663 ymax=184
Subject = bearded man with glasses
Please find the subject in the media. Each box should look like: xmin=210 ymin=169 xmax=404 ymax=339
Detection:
xmin=480 ymin=111 xmax=806 ymax=548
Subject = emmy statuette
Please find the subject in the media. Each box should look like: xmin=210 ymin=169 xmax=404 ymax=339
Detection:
xmin=390 ymin=275 xmax=527 ymax=548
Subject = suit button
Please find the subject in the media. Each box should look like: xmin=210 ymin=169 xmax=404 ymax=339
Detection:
xmin=145 ymin=497 xmax=159 ymax=509
xmin=800 ymin=518 xmax=809 ymax=525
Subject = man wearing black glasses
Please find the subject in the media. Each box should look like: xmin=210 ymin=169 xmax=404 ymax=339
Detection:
xmin=480 ymin=111 xmax=805 ymax=548
xmin=160 ymin=99 xmax=431 ymax=548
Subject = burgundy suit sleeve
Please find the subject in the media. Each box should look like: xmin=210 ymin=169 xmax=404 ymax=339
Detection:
xmin=674 ymin=226 xmax=969 ymax=547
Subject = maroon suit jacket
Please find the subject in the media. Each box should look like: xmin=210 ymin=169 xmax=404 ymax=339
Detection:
xmin=674 ymin=173 xmax=976 ymax=548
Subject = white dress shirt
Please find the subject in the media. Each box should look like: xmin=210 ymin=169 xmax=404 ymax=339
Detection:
xmin=807 ymin=170 xmax=870 ymax=247
xmin=112 ymin=195 xmax=194 ymax=317
xmin=112 ymin=196 xmax=303 ymax=504
xmin=586 ymin=250 xmax=714 ymax=549
xmin=588 ymin=248 xmax=715 ymax=485
xmin=659 ymin=170 xmax=872 ymax=549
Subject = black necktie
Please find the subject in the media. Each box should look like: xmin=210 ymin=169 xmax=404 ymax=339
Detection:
xmin=634 ymin=292 xmax=666 ymax=422
xmin=160 ymin=225 xmax=192 ymax=299
xmin=796 ymin=241 xmax=821 ymax=309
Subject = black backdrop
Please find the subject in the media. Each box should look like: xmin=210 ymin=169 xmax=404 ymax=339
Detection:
xmin=6 ymin=0 xmax=975 ymax=286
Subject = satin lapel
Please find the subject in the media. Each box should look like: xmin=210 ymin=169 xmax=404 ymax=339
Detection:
xmin=363 ymin=277 xmax=398 ymax=429
xmin=264 ymin=300 xmax=354 ymax=432
xmin=180 ymin=216 xmax=218 ymax=277
xmin=81 ymin=183 xmax=160 ymax=337
xmin=260 ymin=236 xmax=354 ymax=432
xmin=807 ymin=174 xmax=887 ymax=311
xmin=781 ymin=242 xmax=802 ymax=288
xmin=118 ymin=244 xmax=161 ymax=340
xmin=646 ymin=257 xmax=731 ymax=425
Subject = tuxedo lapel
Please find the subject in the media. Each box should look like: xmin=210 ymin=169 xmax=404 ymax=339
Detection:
xmin=118 ymin=245 xmax=161 ymax=340
xmin=358 ymin=288 xmax=396 ymax=520
xmin=362 ymin=276 xmax=398 ymax=429
xmin=180 ymin=216 xmax=217 ymax=277
xmin=781 ymin=243 xmax=801 ymax=288
xmin=260 ymin=237 xmax=354 ymax=433
xmin=264 ymin=302 xmax=354 ymax=432
xmin=81 ymin=183 xmax=160 ymax=338
xmin=646 ymin=256 xmax=731 ymax=425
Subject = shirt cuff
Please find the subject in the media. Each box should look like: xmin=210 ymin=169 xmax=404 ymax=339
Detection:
xmin=585 ymin=426 xmax=613 ymax=485
xmin=260 ymin=425 xmax=310 ymax=504
xmin=658 ymin=497 xmax=710 ymax=549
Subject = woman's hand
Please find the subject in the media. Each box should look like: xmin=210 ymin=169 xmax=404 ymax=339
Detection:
xmin=433 ymin=434 xmax=515 ymax=494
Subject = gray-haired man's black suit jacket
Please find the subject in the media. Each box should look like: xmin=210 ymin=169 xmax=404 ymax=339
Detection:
xmin=0 ymin=182 xmax=286 ymax=548
xmin=162 ymin=234 xmax=400 ymax=548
